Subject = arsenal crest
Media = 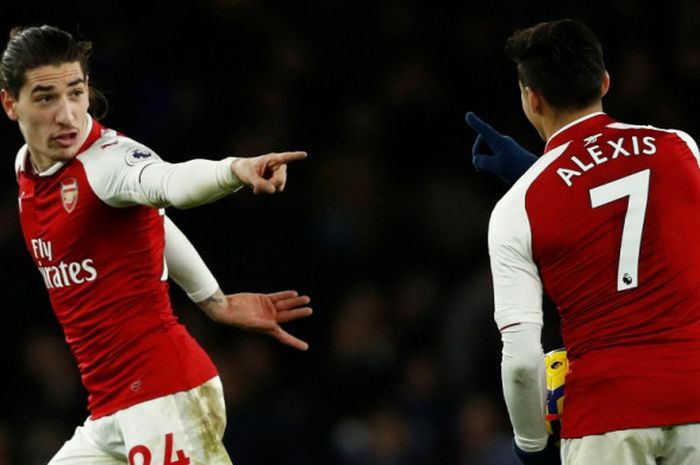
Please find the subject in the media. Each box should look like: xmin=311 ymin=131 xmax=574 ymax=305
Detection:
xmin=60 ymin=177 xmax=79 ymax=213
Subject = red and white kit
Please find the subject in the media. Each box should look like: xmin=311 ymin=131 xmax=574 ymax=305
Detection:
xmin=489 ymin=113 xmax=700 ymax=438
xmin=16 ymin=116 xmax=240 ymax=464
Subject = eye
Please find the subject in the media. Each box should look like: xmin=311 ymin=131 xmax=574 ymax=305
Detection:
xmin=70 ymin=89 xmax=85 ymax=98
xmin=35 ymin=95 xmax=54 ymax=103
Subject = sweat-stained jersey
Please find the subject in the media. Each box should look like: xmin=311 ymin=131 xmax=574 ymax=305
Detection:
xmin=489 ymin=113 xmax=700 ymax=438
xmin=15 ymin=117 xmax=217 ymax=418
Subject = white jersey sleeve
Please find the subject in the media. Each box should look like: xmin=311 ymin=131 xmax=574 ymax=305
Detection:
xmin=488 ymin=142 xmax=571 ymax=330
xmin=488 ymin=189 xmax=544 ymax=330
xmin=79 ymin=132 xmax=243 ymax=208
xmin=488 ymin=144 xmax=571 ymax=452
xmin=138 ymin=158 xmax=243 ymax=209
xmin=500 ymin=322 xmax=548 ymax=452
xmin=164 ymin=216 xmax=220 ymax=302
xmin=489 ymin=187 xmax=548 ymax=452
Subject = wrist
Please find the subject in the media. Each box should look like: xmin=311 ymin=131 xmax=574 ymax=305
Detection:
xmin=223 ymin=157 xmax=244 ymax=190
xmin=514 ymin=435 xmax=549 ymax=453
xmin=513 ymin=440 xmax=560 ymax=465
xmin=195 ymin=289 xmax=227 ymax=322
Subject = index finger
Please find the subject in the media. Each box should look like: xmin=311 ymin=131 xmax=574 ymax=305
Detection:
xmin=270 ymin=151 xmax=308 ymax=165
xmin=465 ymin=112 xmax=503 ymax=141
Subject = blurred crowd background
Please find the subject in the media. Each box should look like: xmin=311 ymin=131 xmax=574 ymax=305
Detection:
xmin=2 ymin=1 xmax=700 ymax=464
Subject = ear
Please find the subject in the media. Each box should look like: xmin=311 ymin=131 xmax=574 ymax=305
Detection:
xmin=1 ymin=89 xmax=18 ymax=121
xmin=600 ymin=70 xmax=610 ymax=98
xmin=524 ymin=86 xmax=544 ymax=115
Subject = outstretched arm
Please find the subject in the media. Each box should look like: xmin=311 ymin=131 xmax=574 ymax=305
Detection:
xmin=137 ymin=151 xmax=307 ymax=209
xmin=164 ymin=216 xmax=312 ymax=350
xmin=465 ymin=112 xmax=537 ymax=185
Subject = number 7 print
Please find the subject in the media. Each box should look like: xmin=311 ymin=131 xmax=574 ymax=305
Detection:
xmin=589 ymin=169 xmax=650 ymax=292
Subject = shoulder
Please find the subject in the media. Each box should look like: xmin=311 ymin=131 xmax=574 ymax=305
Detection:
xmin=76 ymin=129 xmax=164 ymax=205
xmin=607 ymin=121 xmax=691 ymax=138
xmin=490 ymin=142 xmax=571 ymax=246
xmin=77 ymin=129 xmax=163 ymax=170
xmin=607 ymin=121 xmax=699 ymax=149
xmin=607 ymin=121 xmax=700 ymax=164
xmin=76 ymin=129 xmax=163 ymax=185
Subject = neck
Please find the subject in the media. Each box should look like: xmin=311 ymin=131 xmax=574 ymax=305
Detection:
xmin=541 ymin=102 xmax=603 ymax=140
xmin=29 ymin=151 xmax=58 ymax=174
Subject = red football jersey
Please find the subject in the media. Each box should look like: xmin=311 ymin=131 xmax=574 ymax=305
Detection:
xmin=490 ymin=113 xmax=700 ymax=437
xmin=16 ymin=118 xmax=217 ymax=418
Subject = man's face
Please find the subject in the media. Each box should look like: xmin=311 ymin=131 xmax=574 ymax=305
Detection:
xmin=1 ymin=61 xmax=89 ymax=171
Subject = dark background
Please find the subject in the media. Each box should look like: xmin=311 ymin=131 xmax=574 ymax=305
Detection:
xmin=1 ymin=1 xmax=699 ymax=464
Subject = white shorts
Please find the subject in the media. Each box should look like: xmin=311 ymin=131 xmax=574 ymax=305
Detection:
xmin=49 ymin=377 xmax=232 ymax=465
xmin=561 ymin=423 xmax=700 ymax=465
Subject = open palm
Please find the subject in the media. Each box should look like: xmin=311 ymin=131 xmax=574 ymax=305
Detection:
xmin=220 ymin=291 xmax=312 ymax=351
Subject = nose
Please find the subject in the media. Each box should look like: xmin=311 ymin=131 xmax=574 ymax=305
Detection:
xmin=54 ymin=96 xmax=76 ymax=127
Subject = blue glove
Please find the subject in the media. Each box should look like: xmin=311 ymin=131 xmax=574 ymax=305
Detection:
xmin=513 ymin=439 xmax=561 ymax=465
xmin=465 ymin=112 xmax=538 ymax=185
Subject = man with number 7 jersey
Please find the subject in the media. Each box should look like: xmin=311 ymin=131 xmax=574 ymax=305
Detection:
xmin=467 ymin=19 xmax=700 ymax=465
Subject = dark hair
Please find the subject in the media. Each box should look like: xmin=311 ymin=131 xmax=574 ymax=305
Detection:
xmin=505 ymin=19 xmax=605 ymax=111
xmin=1 ymin=25 xmax=108 ymax=119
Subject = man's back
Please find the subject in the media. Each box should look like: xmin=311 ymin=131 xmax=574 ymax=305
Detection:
xmin=490 ymin=113 xmax=700 ymax=438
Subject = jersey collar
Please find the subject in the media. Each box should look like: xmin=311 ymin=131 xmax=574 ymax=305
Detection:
xmin=76 ymin=114 xmax=104 ymax=155
xmin=544 ymin=112 xmax=616 ymax=153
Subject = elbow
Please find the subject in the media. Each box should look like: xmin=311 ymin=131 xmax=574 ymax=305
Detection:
xmin=508 ymin=361 xmax=541 ymax=389
xmin=168 ymin=191 xmax=226 ymax=210
xmin=502 ymin=342 xmax=543 ymax=389
xmin=167 ymin=194 xmax=202 ymax=209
